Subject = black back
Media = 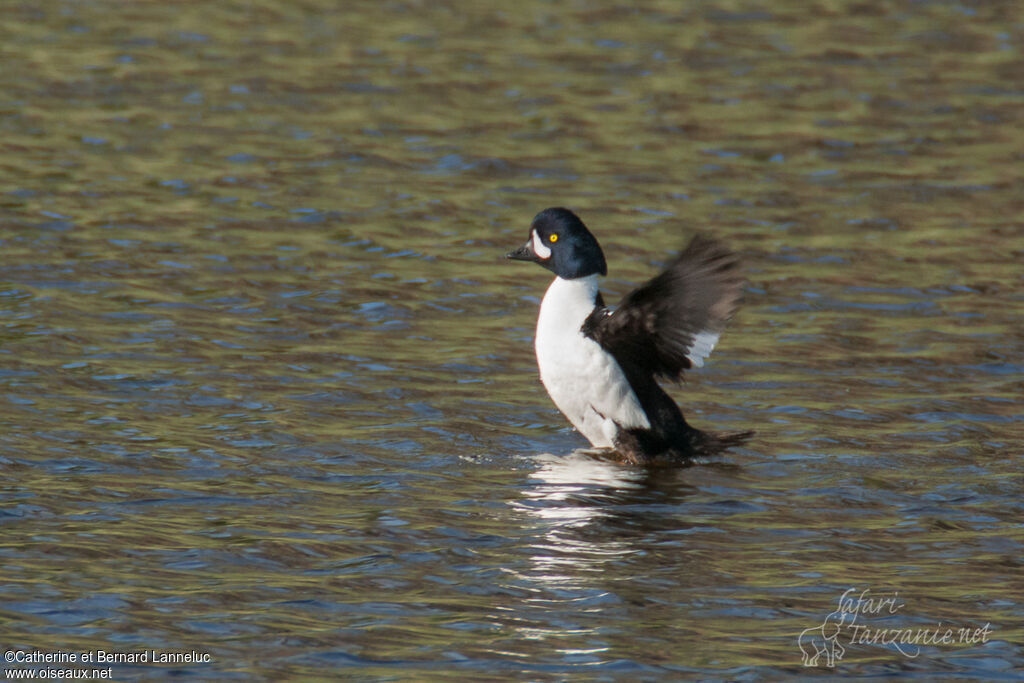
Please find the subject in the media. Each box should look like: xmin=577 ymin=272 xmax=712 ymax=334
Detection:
xmin=583 ymin=234 xmax=743 ymax=382
xmin=581 ymin=234 xmax=747 ymax=460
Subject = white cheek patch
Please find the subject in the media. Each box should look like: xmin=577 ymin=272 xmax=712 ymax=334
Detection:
xmin=532 ymin=230 xmax=552 ymax=259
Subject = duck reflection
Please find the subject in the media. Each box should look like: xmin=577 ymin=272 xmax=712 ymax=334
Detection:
xmin=493 ymin=451 xmax=740 ymax=656
xmin=522 ymin=449 xmax=702 ymax=518
xmin=511 ymin=450 xmax=711 ymax=586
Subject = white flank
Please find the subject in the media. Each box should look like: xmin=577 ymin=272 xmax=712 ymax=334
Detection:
xmin=532 ymin=230 xmax=552 ymax=259
xmin=686 ymin=330 xmax=721 ymax=367
xmin=534 ymin=275 xmax=649 ymax=448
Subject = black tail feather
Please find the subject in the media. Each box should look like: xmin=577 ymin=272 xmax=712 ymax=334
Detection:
xmin=691 ymin=428 xmax=755 ymax=456
xmin=614 ymin=426 xmax=754 ymax=466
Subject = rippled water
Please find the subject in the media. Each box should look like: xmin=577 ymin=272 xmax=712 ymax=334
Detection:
xmin=2 ymin=1 xmax=1022 ymax=680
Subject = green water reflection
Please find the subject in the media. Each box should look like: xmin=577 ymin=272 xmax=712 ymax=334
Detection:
xmin=1 ymin=0 xmax=1021 ymax=680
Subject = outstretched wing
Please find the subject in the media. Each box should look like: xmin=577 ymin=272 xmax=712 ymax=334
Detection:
xmin=582 ymin=234 xmax=743 ymax=382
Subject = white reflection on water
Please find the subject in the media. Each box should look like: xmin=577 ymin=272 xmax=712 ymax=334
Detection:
xmin=509 ymin=451 xmax=650 ymax=588
xmin=529 ymin=451 xmax=646 ymax=492
xmin=519 ymin=451 xmax=647 ymax=527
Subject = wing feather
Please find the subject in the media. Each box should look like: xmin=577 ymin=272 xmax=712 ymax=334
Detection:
xmin=582 ymin=234 xmax=743 ymax=382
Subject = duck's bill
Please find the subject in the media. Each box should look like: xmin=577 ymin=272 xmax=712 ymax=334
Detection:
xmin=506 ymin=239 xmax=536 ymax=262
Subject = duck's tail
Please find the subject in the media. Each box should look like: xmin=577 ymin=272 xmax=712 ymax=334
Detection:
xmin=690 ymin=428 xmax=755 ymax=456
xmin=612 ymin=425 xmax=754 ymax=466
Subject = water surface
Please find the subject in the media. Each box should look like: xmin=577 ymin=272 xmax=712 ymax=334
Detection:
xmin=1 ymin=0 xmax=1021 ymax=680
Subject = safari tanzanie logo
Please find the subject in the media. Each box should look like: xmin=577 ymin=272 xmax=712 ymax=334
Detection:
xmin=798 ymin=588 xmax=994 ymax=668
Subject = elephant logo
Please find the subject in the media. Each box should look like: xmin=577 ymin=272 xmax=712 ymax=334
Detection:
xmin=798 ymin=610 xmax=848 ymax=667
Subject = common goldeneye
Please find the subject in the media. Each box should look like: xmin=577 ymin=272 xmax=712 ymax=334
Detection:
xmin=507 ymin=207 xmax=752 ymax=464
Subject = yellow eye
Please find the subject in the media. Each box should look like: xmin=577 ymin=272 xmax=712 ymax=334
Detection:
xmin=549 ymin=234 xmax=558 ymax=243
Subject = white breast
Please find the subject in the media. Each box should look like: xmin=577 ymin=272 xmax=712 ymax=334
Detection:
xmin=534 ymin=275 xmax=650 ymax=448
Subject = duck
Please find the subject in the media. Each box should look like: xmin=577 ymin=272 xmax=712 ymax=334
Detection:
xmin=506 ymin=207 xmax=752 ymax=465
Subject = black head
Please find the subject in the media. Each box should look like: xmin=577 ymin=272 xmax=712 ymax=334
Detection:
xmin=505 ymin=207 xmax=607 ymax=279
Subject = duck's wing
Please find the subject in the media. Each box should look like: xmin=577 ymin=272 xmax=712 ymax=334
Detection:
xmin=582 ymin=234 xmax=743 ymax=382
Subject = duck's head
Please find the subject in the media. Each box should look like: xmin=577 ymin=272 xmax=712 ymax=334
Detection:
xmin=506 ymin=207 xmax=607 ymax=279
